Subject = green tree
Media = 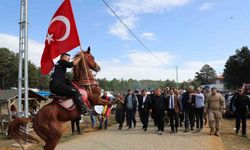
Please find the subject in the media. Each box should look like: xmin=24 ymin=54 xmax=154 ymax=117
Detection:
xmin=0 ymin=47 xmax=41 ymax=89
xmin=195 ymin=64 xmax=217 ymax=85
xmin=179 ymin=79 xmax=199 ymax=90
xmin=224 ymin=46 xmax=250 ymax=89
xmin=163 ymin=79 xmax=176 ymax=89
xmin=0 ymin=48 xmax=19 ymax=89
xmin=28 ymin=62 xmax=39 ymax=88
xmin=38 ymin=68 xmax=50 ymax=90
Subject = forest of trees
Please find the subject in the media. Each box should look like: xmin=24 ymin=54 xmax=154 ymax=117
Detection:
xmin=0 ymin=47 xmax=50 ymax=90
xmin=98 ymin=78 xmax=177 ymax=93
xmin=1 ymin=46 xmax=249 ymax=92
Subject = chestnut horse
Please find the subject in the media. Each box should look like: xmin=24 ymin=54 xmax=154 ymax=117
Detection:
xmin=8 ymin=47 xmax=110 ymax=150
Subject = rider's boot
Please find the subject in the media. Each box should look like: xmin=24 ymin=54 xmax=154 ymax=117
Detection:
xmin=74 ymin=95 xmax=88 ymax=114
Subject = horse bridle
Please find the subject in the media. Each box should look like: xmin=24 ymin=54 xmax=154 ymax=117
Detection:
xmin=79 ymin=51 xmax=100 ymax=94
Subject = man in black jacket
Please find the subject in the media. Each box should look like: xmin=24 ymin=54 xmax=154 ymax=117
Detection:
xmin=233 ymin=88 xmax=250 ymax=137
xmin=151 ymin=88 xmax=167 ymax=135
xmin=182 ymin=86 xmax=195 ymax=132
xmin=124 ymin=89 xmax=138 ymax=129
xmin=49 ymin=52 xmax=87 ymax=114
xmin=138 ymin=89 xmax=151 ymax=131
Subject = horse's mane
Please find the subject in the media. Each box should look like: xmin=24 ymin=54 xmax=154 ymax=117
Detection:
xmin=72 ymin=52 xmax=84 ymax=81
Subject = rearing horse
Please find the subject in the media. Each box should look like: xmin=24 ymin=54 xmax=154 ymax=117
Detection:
xmin=8 ymin=47 xmax=110 ymax=150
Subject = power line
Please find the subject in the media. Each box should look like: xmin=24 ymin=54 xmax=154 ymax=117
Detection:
xmin=102 ymin=0 xmax=166 ymax=65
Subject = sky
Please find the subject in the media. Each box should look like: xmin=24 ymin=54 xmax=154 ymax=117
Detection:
xmin=0 ymin=0 xmax=250 ymax=82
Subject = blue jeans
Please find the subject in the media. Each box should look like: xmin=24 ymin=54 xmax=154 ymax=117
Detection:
xmin=90 ymin=112 xmax=96 ymax=127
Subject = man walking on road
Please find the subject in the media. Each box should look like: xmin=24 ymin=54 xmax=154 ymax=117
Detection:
xmin=167 ymin=89 xmax=181 ymax=133
xmin=194 ymin=87 xmax=205 ymax=131
xmin=138 ymin=89 xmax=151 ymax=131
xmin=114 ymin=93 xmax=125 ymax=130
xmin=124 ymin=89 xmax=138 ymax=130
xmin=233 ymin=88 xmax=250 ymax=137
xmin=151 ymin=88 xmax=167 ymax=135
xmin=205 ymin=87 xmax=225 ymax=136
xmin=182 ymin=86 xmax=195 ymax=132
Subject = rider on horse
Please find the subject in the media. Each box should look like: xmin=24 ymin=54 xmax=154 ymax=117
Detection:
xmin=49 ymin=52 xmax=87 ymax=114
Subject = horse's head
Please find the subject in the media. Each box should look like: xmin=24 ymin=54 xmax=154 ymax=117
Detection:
xmin=73 ymin=47 xmax=100 ymax=82
xmin=84 ymin=47 xmax=100 ymax=72
xmin=76 ymin=47 xmax=100 ymax=72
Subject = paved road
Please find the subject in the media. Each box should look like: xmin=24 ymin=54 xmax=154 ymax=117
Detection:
xmin=56 ymin=118 xmax=224 ymax=150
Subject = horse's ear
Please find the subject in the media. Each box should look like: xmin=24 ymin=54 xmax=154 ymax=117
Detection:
xmin=87 ymin=46 xmax=91 ymax=53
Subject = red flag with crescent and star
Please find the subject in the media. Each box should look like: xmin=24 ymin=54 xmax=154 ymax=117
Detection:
xmin=41 ymin=0 xmax=80 ymax=74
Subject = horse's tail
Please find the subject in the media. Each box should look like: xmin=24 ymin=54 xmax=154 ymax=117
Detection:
xmin=8 ymin=117 xmax=39 ymax=148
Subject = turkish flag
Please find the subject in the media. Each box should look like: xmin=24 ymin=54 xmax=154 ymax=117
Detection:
xmin=41 ymin=0 xmax=80 ymax=74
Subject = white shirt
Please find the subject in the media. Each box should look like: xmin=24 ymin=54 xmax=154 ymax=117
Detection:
xmin=142 ymin=95 xmax=147 ymax=108
xmin=195 ymin=93 xmax=205 ymax=108
xmin=143 ymin=96 xmax=147 ymax=103
xmin=169 ymin=95 xmax=175 ymax=109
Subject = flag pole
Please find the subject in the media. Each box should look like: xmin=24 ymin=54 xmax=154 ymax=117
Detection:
xmin=79 ymin=45 xmax=92 ymax=93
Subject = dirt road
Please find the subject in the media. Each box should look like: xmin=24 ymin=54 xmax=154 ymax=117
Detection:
xmin=56 ymin=119 xmax=224 ymax=150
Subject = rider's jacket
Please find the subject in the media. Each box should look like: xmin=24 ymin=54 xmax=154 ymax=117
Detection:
xmin=50 ymin=60 xmax=74 ymax=84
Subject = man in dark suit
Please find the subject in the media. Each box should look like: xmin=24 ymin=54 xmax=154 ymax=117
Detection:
xmin=151 ymin=88 xmax=167 ymax=135
xmin=233 ymin=88 xmax=250 ymax=137
xmin=138 ymin=89 xmax=151 ymax=131
xmin=167 ymin=89 xmax=181 ymax=133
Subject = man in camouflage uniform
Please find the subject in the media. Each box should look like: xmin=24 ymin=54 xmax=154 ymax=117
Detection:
xmin=205 ymin=87 xmax=225 ymax=136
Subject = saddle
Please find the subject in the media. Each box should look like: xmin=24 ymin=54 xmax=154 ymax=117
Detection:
xmin=49 ymin=94 xmax=75 ymax=111
xmin=51 ymin=94 xmax=105 ymax=115
xmin=51 ymin=82 xmax=91 ymax=111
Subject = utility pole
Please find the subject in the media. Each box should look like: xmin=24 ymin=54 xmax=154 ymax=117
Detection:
xmin=18 ymin=0 xmax=29 ymax=118
xmin=176 ymin=66 xmax=179 ymax=89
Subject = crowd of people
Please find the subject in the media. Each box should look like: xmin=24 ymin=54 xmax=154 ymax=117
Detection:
xmin=98 ymin=86 xmax=250 ymax=137
xmin=70 ymin=86 xmax=250 ymax=138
